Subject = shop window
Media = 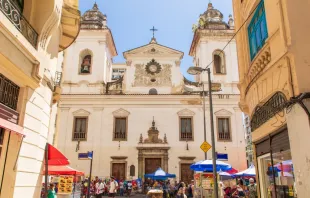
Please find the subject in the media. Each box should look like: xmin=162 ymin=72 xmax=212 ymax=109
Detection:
xmin=217 ymin=117 xmax=231 ymax=141
xmin=213 ymin=50 xmax=226 ymax=74
xmin=180 ymin=117 xmax=193 ymax=141
xmin=114 ymin=118 xmax=127 ymax=141
xmin=257 ymin=130 xmax=296 ymax=198
xmin=248 ymin=0 xmax=268 ymax=60
xmin=72 ymin=117 xmax=88 ymax=141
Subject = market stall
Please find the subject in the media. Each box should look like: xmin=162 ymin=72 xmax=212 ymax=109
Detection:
xmin=190 ymin=160 xmax=232 ymax=198
xmin=45 ymin=165 xmax=84 ymax=198
xmin=144 ymin=168 xmax=176 ymax=198
xmin=42 ymin=144 xmax=84 ymax=198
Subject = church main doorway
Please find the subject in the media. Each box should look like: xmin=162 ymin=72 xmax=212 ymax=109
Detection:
xmin=145 ymin=158 xmax=161 ymax=174
xmin=112 ymin=163 xmax=126 ymax=180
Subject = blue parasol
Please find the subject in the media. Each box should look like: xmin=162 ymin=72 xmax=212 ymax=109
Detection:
xmin=190 ymin=160 xmax=232 ymax=172
xmin=144 ymin=168 xmax=176 ymax=180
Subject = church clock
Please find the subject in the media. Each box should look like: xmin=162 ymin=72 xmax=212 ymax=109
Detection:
xmin=145 ymin=59 xmax=161 ymax=75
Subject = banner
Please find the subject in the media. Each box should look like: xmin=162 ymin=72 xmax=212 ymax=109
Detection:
xmin=58 ymin=175 xmax=74 ymax=194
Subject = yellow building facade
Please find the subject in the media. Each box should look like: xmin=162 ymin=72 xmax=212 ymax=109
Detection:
xmin=233 ymin=0 xmax=310 ymax=197
xmin=0 ymin=0 xmax=79 ymax=197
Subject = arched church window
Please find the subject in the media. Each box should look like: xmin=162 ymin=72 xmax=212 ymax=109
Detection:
xmin=149 ymin=88 xmax=158 ymax=95
xmin=79 ymin=49 xmax=93 ymax=74
xmin=213 ymin=50 xmax=226 ymax=74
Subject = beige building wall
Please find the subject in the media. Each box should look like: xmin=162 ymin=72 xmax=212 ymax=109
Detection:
xmin=0 ymin=0 xmax=80 ymax=197
xmin=233 ymin=0 xmax=310 ymax=197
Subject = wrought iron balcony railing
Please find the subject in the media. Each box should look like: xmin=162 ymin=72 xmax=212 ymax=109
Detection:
xmin=72 ymin=131 xmax=86 ymax=141
xmin=0 ymin=0 xmax=38 ymax=48
xmin=181 ymin=132 xmax=193 ymax=140
xmin=218 ymin=132 xmax=231 ymax=141
xmin=114 ymin=132 xmax=126 ymax=140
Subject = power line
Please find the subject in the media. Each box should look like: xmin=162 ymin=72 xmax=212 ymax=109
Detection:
xmin=203 ymin=0 xmax=263 ymax=69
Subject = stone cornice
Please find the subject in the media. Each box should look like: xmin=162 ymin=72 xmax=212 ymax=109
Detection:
xmin=189 ymin=29 xmax=235 ymax=56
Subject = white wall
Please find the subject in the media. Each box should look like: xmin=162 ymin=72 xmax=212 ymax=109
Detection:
xmin=57 ymin=95 xmax=247 ymax=180
xmin=195 ymin=40 xmax=239 ymax=94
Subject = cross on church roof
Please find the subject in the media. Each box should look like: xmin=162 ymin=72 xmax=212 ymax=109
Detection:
xmin=150 ymin=26 xmax=158 ymax=38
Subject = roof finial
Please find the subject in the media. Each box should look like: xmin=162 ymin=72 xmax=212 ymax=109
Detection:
xmin=152 ymin=116 xmax=155 ymax=127
xmin=93 ymin=1 xmax=98 ymax=10
xmin=208 ymin=1 xmax=213 ymax=9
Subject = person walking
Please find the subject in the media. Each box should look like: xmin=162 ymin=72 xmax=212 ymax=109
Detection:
xmin=187 ymin=180 xmax=194 ymax=198
xmin=47 ymin=184 xmax=56 ymax=198
xmin=176 ymin=185 xmax=185 ymax=198
xmin=109 ymin=176 xmax=118 ymax=198
xmin=248 ymin=178 xmax=258 ymax=198
xmin=96 ymin=179 xmax=105 ymax=198
xmin=232 ymin=179 xmax=246 ymax=198
xmin=127 ymin=181 xmax=132 ymax=197
xmin=119 ymin=180 xmax=124 ymax=196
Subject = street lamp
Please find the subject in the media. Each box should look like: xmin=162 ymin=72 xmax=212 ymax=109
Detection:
xmin=187 ymin=66 xmax=219 ymax=198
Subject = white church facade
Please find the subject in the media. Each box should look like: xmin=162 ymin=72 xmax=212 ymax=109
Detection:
xmin=55 ymin=3 xmax=246 ymax=183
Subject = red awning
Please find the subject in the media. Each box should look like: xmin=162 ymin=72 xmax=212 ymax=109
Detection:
xmin=45 ymin=165 xmax=84 ymax=176
xmin=0 ymin=118 xmax=25 ymax=136
xmin=47 ymin=144 xmax=69 ymax=166
xmin=226 ymin=168 xmax=238 ymax=174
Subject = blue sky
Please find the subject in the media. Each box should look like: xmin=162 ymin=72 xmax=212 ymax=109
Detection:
xmin=79 ymin=0 xmax=234 ymax=79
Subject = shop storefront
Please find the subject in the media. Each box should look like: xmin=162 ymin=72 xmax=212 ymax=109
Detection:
xmin=255 ymin=128 xmax=296 ymax=198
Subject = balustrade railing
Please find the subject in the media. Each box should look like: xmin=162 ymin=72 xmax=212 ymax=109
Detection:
xmin=218 ymin=133 xmax=231 ymax=141
xmin=181 ymin=132 xmax=193 ymax=140
xmin=73 ymin=132 xmax=86 ymax=141
xmin=114 ymin=132 xmax=126 ymax=140
xmin=0 ymin=0 xmax=38 ymax=48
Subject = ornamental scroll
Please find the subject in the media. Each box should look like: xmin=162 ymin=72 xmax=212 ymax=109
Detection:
xmin=133 ymin=64 xmax=172 ymax=87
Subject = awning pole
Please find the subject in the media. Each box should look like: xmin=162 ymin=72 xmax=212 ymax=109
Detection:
xmin=45 ymin=143 xmax=48 ymax=198
xmin=0 ymin=131 xmax=11 ymax=196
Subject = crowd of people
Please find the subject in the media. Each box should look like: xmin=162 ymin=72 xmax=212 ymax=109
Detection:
xmin=143 ymin=179 xmax=195 ymax=198
xmin=81 ymin=176 xmax=137 ymax=198
xmin=222 ymin=178 xmax=257 ymax=198
xmin=78 ymin=176 xmax=257 ymax=198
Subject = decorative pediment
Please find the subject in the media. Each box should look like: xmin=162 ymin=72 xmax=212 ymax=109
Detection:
xmin=214 ymin=109 xmax=232 ymax=116
xmin=177 ymin=109 xmax=195 ymax=116
xmin=112 ymin=108 xmax=130 ymax=117
xmin=123 ymin=42 xmax=184 ymax=59
xmin=72 ymin=109 xmax=90 ymax=116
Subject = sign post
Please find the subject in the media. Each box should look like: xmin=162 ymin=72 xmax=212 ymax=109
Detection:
xmin=84 ymin=151 xmax=93 ymax=198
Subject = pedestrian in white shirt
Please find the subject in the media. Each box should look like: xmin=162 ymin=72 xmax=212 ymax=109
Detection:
xmin=96 ymin=179 xmax=105 ymax=198
xmin=109 ymin=176 xmax=118 ymax=198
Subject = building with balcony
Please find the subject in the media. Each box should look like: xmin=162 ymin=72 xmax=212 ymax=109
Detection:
xmin=0 ymin=0 xmax=80 ymax=197
xmin=233 ymin=0 xmax=310 ymax=197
